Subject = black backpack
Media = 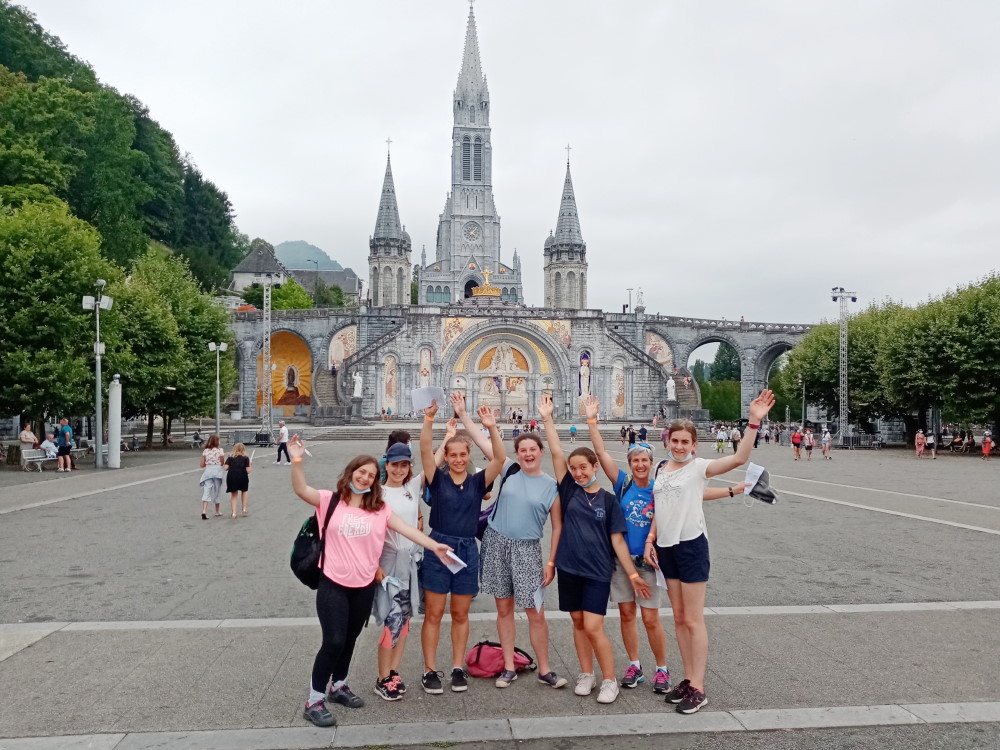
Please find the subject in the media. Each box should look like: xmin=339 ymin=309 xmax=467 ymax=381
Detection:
xmin=290 ymin=493 xmax=340 ymax=589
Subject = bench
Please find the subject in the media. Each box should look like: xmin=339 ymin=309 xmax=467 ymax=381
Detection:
xmin=184 ymin=435 xmax=205 ymax=449
xmin=20 ymin=448 xmax=58 ymax=472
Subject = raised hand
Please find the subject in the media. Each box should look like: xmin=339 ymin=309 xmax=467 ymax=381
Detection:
xmin=450 ymin=391 xmax=467 ymax=417
xmin=477 ymin=405 xmax=496 ymax=428
xmin=423 ymin=399 xmax=439 ymax=420
xmin=583 ymin=395 xmax=599 ymax=421
xmin=537 ymin=394 xmax=554 ymax=420
xmin=287 ymin=435 xmax=306 ymax=459
xmin=445 ymin=417 xmax=458 ymax=436
xmin=749 ymin=389 xmax=776 ymax=422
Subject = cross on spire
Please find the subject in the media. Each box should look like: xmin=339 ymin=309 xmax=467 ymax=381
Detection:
xmin=565 ymin=143 xmax=572 ymax=162
xmin=385 ymin=136 xmax=392 ymax=154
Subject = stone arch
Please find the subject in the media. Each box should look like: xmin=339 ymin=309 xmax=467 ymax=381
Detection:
xmin=381 ymin=265 xmax=394 ymax=305
xmin=554 ymin=272 xmax=563 ymax=307
xmin=755 ymin=340 xmax=798 ymax=385
xmin=566 ymin=270 xmax=577 ymax=308
xmin=255 ymin=329 xmax=313 ymax=418
xmin=462 ymin=277 xmax=481 ymax=299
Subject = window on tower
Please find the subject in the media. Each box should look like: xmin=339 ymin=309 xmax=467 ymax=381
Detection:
xmin=462 ymin=137 xmax=471 ymax=181
xmin=473 ymin=138 xmax=482 ymax=181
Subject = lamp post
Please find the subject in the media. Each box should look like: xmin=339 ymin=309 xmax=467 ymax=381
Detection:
xmin=798 ymin=375 xmax=806 ymax=430
xmin=310 ymin=259 xmax=319 ymax=300
xmin=82 ymin=280 xmax=113 ymax=469
xmin=831 ymin=287 xmax=858 ymax=445
xmin=208 ymin=342 xmax=229 ymax=437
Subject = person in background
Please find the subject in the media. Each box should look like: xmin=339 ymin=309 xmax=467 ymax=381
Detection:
xmin=199 ymin=434 xmax=225 ymax=519
xmin=378 ymin=429 xmax=412 ymax=482
xmin=981 ymin=431 xmax=992 ymax=461
xmin=914 ymin=429 xmax=926 ymax=459
xmin=821 ymin=428 xmax=832 ymax=460
xmin=569 ymin=424 xmax=578 ymax=443
xmin=40 ymin=433 xmax=58 ymax=459
xmin=19 ymin=423 xmax=38 ymax=449
xmin=224 ymin=442 xmax=252 ymax=517
xmin=56 ymin=418 xmax=73 ymax=472
xmin=275 ymin=420 xmax=291 ymax=464
xmin=790 ymin=427 xmax=802 ymax=459
xmin=925 ymin=429 xmax=936 ymax=459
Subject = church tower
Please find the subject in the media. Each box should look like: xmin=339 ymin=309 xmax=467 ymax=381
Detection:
xmin=419 ymin=5 xmax=522 ymax=304
xmin=543 ymin=158 xmax=588 ymax=308
xmin=368 ymin=151 xmax=411 ymax=306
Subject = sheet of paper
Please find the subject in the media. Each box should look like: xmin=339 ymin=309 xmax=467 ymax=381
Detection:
xmin=655 ymin=566 xmax=667 ymax=590
xmin=744 ymin=462 xmax=765 ymax=495
xmin=411 ymin=387 xmax=447 ymax=413
xmin=445 ymin=550 xmax=467 ymax=575
xmin=532 ymin=586 xmax=545 ymax=610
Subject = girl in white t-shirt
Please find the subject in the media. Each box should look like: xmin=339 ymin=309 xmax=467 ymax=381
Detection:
xmin=645 ymin=390 xmax=775 ymax=715
xmin=199 ymin=434 xmax=226 ymax=519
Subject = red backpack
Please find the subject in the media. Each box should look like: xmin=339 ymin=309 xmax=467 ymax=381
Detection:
xmin=465 ymin=640 xmax=536 ymax=678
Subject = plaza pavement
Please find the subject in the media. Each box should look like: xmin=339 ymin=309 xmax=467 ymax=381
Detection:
xmin=0 ymin=435 xmax=998 ymax=749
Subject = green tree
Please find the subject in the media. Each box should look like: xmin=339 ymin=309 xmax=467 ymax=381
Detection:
xmin=313 ymin=278 xmax=345 ymax=308
xmin=411 ymin=279 xmax=418 ymax=304
xmin=241 ymin=278 xmax=314 ymax=310
xmin=0 ymin=2 xmax=98 ymax=89
xmin=710 ymin=343 xmax=741 ymax=381
xmin=698 ymin=380 xmax=741 ymax=421
xmin=691 ymin=359 xmax=707 ymax=382
xmin=0 ymin=198 xmax=124 ymax=425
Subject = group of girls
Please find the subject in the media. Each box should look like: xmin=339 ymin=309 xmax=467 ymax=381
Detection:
xmin=289 ymin=388 xmax=774 ymax=727
xmin=198 ymin=436 xmax=252 ymax=519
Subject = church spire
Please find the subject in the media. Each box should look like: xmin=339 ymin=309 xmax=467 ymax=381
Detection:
xmin=553 ymin=159 xmax=584 ymax=245
xmin=373 ymin=151 xmax=405 ymax=240
xmin=454 ymin=4 xmax=489 ymax=124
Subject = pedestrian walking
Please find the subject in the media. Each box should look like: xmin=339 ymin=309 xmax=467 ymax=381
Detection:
xmin=274 ymin=420 xmax=291 ymax=464
xmin=803 ymin=429 xmax=815 ymax=460
xmin=791 ymin=428 xmax=802 ymax=460
xmin=199 ymin=435 xmax=225 ymax=519
xmin=569 ymin=424 xmax=578 ymax=443
xmin=821 ymin=428 xmax=832 ymax=459
xmin=729 ymin=425 xmax=741 ymax=453
xmin=715 ymin=427 xmax=726 ymax=454
xmin=925 ymin=430 xmax=936 ymax=459
xmin=541 ymin=395 xmax=650 ymax=705
xmin=646 ymin=390 xmax=775 ymax=715
xmin=915 ymin=429 xmax=926 ymax=459
xmin=224 ymin=442 xmax=252 ymax=518
xmin=289 ymin=437 xmax=451 ymax=727
xmin=982 ymin=431 xmax=992 ymax=461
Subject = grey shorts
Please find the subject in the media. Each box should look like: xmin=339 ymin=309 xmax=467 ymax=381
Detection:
xmin=609 ymin=559 xmax=662 ymax=609
xmin=479 ymin=525 xmax=544 ymax=610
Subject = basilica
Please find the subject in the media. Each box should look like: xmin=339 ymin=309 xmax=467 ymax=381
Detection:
xmin=231 ymin=6 xmax=809 ymax=423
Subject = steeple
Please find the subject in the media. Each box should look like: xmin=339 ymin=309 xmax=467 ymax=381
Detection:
xmin=553 ymin=160 xmax=584 ymax=246
xmin=454 ymin=5 xmax=490 ymax=126
xmin=373 ymin=152 xmax=406 ymax=241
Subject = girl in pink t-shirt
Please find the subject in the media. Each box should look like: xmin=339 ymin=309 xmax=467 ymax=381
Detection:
xmin=288 ymin=436 xmax=452 ymax=729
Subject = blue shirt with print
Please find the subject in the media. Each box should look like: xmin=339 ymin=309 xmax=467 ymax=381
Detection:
xmin=613 ymin=469 xmax=654 ymax=557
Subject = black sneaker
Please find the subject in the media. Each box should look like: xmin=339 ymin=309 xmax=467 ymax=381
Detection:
xmin=450 ymin=667 xmax=469 ymax=692
xmin=374 ymin=676 xmax=401 ymax=702
xmin=676 ymin=686 xmax=708 ymax=714
xmin=327 ymin=684 xmax=364 ymax=708
xmin=302 ymin=699 xmax=336 ymax=727
xmin=390 ymin=669 xmax=407 ymax=694
xmin=664 ymin=678 xmax=691 ymax=704
xmin=421 ymin=669 xmax=444 ymax=694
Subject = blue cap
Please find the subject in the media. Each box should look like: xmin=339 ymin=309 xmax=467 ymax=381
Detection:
xmin=385 ymin=443 xmax=412 ymax=463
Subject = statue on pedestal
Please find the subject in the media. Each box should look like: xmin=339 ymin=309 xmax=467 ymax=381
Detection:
xmin=666 ymin=376 xmax=677 ymax=402
xmin=352 ymin=371 xmax=363 ymax=398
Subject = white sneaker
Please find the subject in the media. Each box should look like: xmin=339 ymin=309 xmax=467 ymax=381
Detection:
xmin=596 ymin=679 xmax=619 ymax=704
xmin=574 ymin=673 xmax=596 ymax=696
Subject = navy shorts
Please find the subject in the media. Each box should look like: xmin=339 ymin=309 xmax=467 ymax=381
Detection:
xmin=421 ymin=530 xmax=480 ymax=596
xmin=557 ymin=570 xmax=611 ymax=616
xmin=656 ymin=534 xmax=710 ymax=584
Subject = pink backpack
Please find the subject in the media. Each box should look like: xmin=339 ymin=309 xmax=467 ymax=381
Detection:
xmin=465 ymin=640 xmax=536 ymax=678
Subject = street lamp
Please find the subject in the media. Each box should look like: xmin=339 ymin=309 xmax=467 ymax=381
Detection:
xmin=208 ymin=342 xmax=229 ymax=437
xmin=798 ymin=374 xmax=806 ymax=430
xmin=831 ymin=286 xmax=858 ymax=445
xmin=310 ymin=259 xmax=319 ymax=300
xmin=82 ymin=279 xmax=113 ymax=469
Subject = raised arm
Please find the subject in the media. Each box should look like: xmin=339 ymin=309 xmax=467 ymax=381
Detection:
xmin=706 ymin=390 xmax=775 ymax=478
xmin=584 ymin=395 xmax=619 ymax=483
xmin=420 ymin=400 xmax=440 ymax=486
xmin=388 ymin=512 xmax=453 ymax=565
xmin=477 ymin=406 xmax=507 ymax=485
xmin=288 ymin=435 xmax=321 ymax=507
xmin=452 ymin=392 xmax=492 ymax=459
xmin=539 ymin=395 xmax=567 ymax=482
xmin=433 ymin=417 xmax=458 ymax=467
xmin=704 ymin=482 xmax=747 ymax=501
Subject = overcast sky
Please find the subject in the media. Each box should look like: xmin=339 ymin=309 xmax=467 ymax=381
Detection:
xmin=22 ymin=0 xmax=1000 ymax=325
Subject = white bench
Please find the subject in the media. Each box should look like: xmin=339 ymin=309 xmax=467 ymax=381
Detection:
xmin=20 ymin=448 xmax=58 ymax=472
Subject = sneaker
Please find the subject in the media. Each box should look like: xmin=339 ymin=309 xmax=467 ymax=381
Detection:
xmin=620 ymin=664 xmax=645 ymax=688
xmin=652 ymin=669 xmax=672 ymax=694
xmin=596 ymin=679 xmax=620 ymax=704
xmin=327 ymin=684 xmax=364 ymax=708
xmin=421 ymin=669 xmax=444 ymax=694
xmin=537 ymin=671 xmax=568 ymax=689
xmin=450 ymin=667 xmax=469 ymax=692
xmin=676 ymin=686 xmax=708 ymax=714
xmin=495 ymin=669 xmax=517 ymax=688
xmin=374 ymin=676 xmax=401 ymax=702
xmin=664 ymin=678 xmax=691 ymax=704
xmin=390 ymin=669 xmax=406 ymax=694
xmin=574 ymin=672 xmax=596 ymax=696
xmin=302 ymin=699 xmax=336 ymax=727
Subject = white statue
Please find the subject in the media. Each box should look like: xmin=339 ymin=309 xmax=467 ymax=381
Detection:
xmin=666 ymin=376 xmax=677 ymax=402
xmin=579 ymin=357 xmax=592 ymax=397
xmin=352 ymin=371 xmax=363 ymax=398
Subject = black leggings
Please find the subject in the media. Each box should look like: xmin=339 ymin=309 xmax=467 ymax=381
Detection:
xmin=311 ymin=575 xmax=376 ymax=692
xmin=276 ymin=442 xmax=290 ymax=463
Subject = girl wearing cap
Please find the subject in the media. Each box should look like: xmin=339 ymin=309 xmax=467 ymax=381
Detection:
xmin=646 ymin=390 xmax=775 ymax=715
xmin=584 ymin=396 xmax=742 ymax=695
xmin=452 ymin=393 xmax=568 ymax=692
xmin=288 ymin=437 xmax=453 ymax=728
xmin=419 ymin=398 xmax=506 ymax=695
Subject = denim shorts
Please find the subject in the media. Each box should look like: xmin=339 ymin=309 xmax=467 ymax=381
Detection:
xmin=421 ymin=530 xmax=480 ymax=596
xmin=655 ymin=534 xmax=710 ymax=584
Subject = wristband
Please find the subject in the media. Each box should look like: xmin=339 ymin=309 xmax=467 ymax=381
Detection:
xmin=291 ymin=457 xmax=302 ymax=463
xmin=424 ymin=416 xmax=435 ymax=422
xmin=546 ymin=561 xmax=555 ymax=567
xmin=728 ymin=487 xmax=734 ymax=497
xmin=586 ymin=419 xmax=597 ymax=424
xmin=747 ymin=423 xmax=760 ymax=430
xmin=644 ymin=540 xmax=654 ymax=546
xmin=629 ymin=573 xmax=640 ymax=581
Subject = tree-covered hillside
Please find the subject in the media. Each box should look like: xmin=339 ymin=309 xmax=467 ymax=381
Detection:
xmin=275 ymin=240 xmax=342 ymax=270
